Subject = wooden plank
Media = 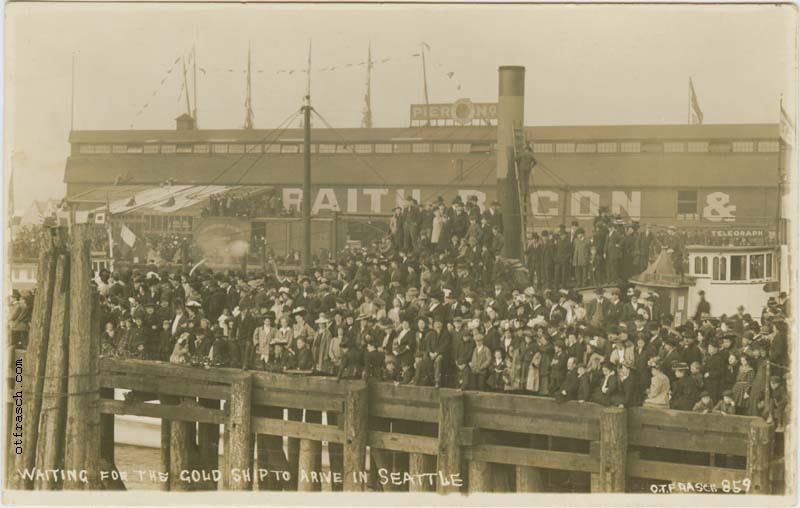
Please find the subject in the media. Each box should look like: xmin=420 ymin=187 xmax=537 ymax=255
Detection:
xmin=628 ymin=458 xmax=748 ymax=484
xmin=99 ymin=399 xmax=225 ymax=424
xmin=467 ymin=410 xmax=599 ymax=441
xmin=100 ymin=357 xmax=238 ymax=386
xmin=629 ymin=407 xmax=755 ymax=435
xmin=465 ymin=391 xmax=604 ymax=420
xmin=629 ymin=426 xmax=747 ymax=456
xmin=298 ymin=410 xmax=322 ymax=492
xmin=464 ymin=444 xmax=598 ymax=473
xmin=368 ymin=431 xmax=439 ymax=455
xmin=250 ymin=371 xmax=351 ymax=395
xmin=371 ymin=402 xmax=438 ymax=422
xmin=251 ymin=388 xmax=342 ymax=412
xmin=251 ymin=417 xmax=344 ymax=443
xmin=369 ymin=382 xmax=439 ymax=405
xmin=99 ymin=372 xmax=229 ymax=400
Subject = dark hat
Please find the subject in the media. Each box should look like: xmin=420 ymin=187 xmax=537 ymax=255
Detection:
xmin=770 ymin=375 xmax=783 ymax=384
xmin=601 ymin=361 xmax=616 ymax=371
xmin=594 ymin=287 xmax=605 ymax=295
xmin=672 ymin=362 xmax=689 ymax=371
xmin=700 ymin=391 xmax=711 ymax=398
xmin=723 ymin=389 xmax=734 ymax=397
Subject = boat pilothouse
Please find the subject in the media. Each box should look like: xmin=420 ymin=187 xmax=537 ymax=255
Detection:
xmin=687 ymin=244 xmax=780 ymax=317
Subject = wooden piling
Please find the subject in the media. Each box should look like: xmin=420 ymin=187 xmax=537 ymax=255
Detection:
xmin=160 ymin=416 xmax=171 ymax=491
xmin=286 ymin=407 xmax=302 ymax=489
xmin=297 ymin=409 xmax=322 ymax=492
xmin=63 ymin=226 xmax=93 ymax=490
xmin=437 ymin=389 xmax=464 ymax=495
xmin=227 ymin=374 xmax=253 ymax=490
xmin=169 ymin=415 xmax=196 ymax=491
xmin=10 ymin=231 xmax=57 ymax=490
xmin=342 ymin=385 xmax=368 ymax=491
xmin=5 ymin=345 xmax=17 ymax=487
xmin=409 ymin=453 xmax=437 ymax=492
xmin=85 ymin=292 xmax=104 ymax=490
xmin=746 ymin=419 xmax=773 ymax=494
xmin=33 ymin=252 xmax=70 ymax=490
xmin=468 ymin=460 xmax=493 ymax=493
xmin=596 ymin=407 xmax=627 ymax=493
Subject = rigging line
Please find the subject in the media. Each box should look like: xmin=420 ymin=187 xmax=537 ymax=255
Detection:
xmin=230 ymin=118 xmax=302 ymax=187
xmin=119 ymin=108 xmax=303 ymax=216
xmin=309 ymin=108 xmax=390 ymax=186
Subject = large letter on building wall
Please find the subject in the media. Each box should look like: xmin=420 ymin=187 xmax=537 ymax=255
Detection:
xmin=702 ymin=192 xmax=736 ymax=222
xmin=611 ymin=191 xmax=641 ymax=219
xmin=283 ymin=188 xmax=303 ymax=211
xmin=570 ymin=191 xmax=600 ymax=218
xmin=531 ymin=191 xmax=559 ymax=218
xmin=362 ymin=188 xmax=388 ymax=213
xmin=312 ymin=188 xmax=341 ymax=215
xmin=347 ymin=189 xmax=358 ymax=213
xmin=458 ymin=190 xmax=486 ymax=211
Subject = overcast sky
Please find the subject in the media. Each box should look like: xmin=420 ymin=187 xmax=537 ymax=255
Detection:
xmin=5 ymin=2 xmax=797 ymax=213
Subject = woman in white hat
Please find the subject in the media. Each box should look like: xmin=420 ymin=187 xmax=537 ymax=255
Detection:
xmin=312 ymin=314 xmax=334 ymax=375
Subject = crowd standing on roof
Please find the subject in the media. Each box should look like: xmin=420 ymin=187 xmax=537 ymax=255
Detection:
xmin=7 ymin=196 xmax=791 ymax=428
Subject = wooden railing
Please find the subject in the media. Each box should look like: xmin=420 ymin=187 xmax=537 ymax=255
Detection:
xmin=93 ymin=357 xmax=777 ymax=494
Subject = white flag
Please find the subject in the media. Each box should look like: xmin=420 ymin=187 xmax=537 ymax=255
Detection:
xmin=120 ymin=225 xmax=137 ymax=247
xmin=74 ymin=211 xmax=90 ymax=224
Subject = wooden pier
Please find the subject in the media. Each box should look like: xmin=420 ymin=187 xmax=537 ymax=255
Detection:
xmin=4 ymin=225 xmax=785 ymax=495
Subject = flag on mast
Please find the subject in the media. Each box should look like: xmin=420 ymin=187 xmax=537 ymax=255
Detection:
xmin=689 ymin=77 xmax=703 ymax=124
xmin=244 ymin=43 xmax=254 ymax=129
xmin=362 ymin=42 xmax=373 ymax=128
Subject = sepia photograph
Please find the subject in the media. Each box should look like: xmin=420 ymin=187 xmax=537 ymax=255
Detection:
xmin=2 ymin=1 xmax=798 ymax=505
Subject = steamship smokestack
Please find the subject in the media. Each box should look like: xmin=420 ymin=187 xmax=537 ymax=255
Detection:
xmin=497 ymin=65 xmax=525 ymax=260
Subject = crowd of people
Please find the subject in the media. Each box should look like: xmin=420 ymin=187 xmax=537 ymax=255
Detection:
xmin=74 ymin=195 xmax=790 ymax=428
xmin=200 ymin=190 xmax=295 ymax=219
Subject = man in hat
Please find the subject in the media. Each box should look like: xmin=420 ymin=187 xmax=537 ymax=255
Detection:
xmin=693 ymin=290 xmax=711 ymax=322
xmin=604 ymin=221 xmax=624 ymax=285
xmin=612 ymin=362 xmax=641 ymax=408
xmin=515 ymin=142 xmax=537 ymax=197
xmin=622 ymin=289 xmax=643 ymax=323
xmin=644 ymin=359 xmax=670 ymax=408
xmin=553 ymin=230 xmax=572 ymax=289
xmin=590 ymin=361 xmax=619 ymax=406
xmin=8 ymin=289 xmax=30 ymax=348
xmin=469 ymin=332 xmax=492 ymax=391
xmin=703 ymin=339 xmax=726 ymax=402
xmin=670 ymin=362 xmax=699 ymax=411
xmin=572 ymin=227 xmax=590 ymax=288
xmin=665 ymin=225 xmax=684 ymax=276
xmin=585 ymin=288 xmax=610 ymax=330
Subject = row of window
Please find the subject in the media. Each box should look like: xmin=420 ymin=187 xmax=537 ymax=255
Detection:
xmin=77 ymin=139 xmax=782 ymax=155
xmin=693 ymin=253 xmax=774 ymax=281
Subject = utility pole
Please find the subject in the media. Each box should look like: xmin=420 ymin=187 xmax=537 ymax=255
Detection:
xmin=192 ymin=44 xmax=198 ymax=127
xmin=302 ymin=95 xmax=312 ymax=271
xmin=182 ymin=55 xmax=192 ymax=118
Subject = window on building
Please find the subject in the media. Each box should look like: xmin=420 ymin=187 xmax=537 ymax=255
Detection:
xmin=95 ymin=145 xmax=111 ymax=154
xmin=732 ymin=141 xmax=754 ymax=152
xmin=766 ymin=253 xmax=773 ymax=278
xmin=533 ymin=143 xmax=553 ymax=153
xmin=694 ymin=256 xmax=709 ymax=275
xmin=597 ymin=142 xmax=616 ymax=153
xmin=316 ymin=144 xmax=335 ymax=154
xmin=335 ymin=144 xmax=353 ymax=154
xmin=452 ymin=143 xmax=471 ymax=153
xmin=245 ymin=144 xmax=262 ymax=154
xmin=192 ymin=144 xmax=208 ymax=154
xmin=265 ymin=143 xmax=282 ymax=153
xmin=758 ymin=141 xmax=779 ymax=152
xmin=664 ymin=142 xmax=685 ymax=153
xmin=433 ymin=143 xmax=452 ymax=153
xmin=112 ymin=144 xmax=127 ymax=154
xmin=161 ymin=144 xmax=176 ymax=154
xmin=176 ymin=143 xmax=193 ymax=154
xmin=229 ymin=144 xmax=245 ymax=154
xmin=144 ymin=144 xmax=160 ymax=154
xmin=677 ymin=190 xmax=698 ymax=215
xmin=354 ymin=143 xmax=373 ymax=154
xmin=576 ymin=143 xmax=596 ymax=153
xmin=555 ymin=143 xmax=575 ymax=153
xmin=212 ymin=144 xmax=228 ymax=154
xmin=126 ymin=144 xmax=144 ymax=154
xmin=281 ymin=144 xmax=300 ymax=154
xmin=620 ymin=142 xmax=641 ymax=153
xmin=688 ymin=142 xmax=709 ymax=153
xmin=730 ymin=255 xmax=747 ymax=281
xmin=412 ymin=143 xmax=431 ymax=153
xmin=374 ymin=143 xmax=392 ymax=154
xmin=393 ymin=143 xmax=411 ymax=153
xmin=750 ymin=254 xmax=765 ymax=279
xmin=713 ymin=256 xmax=727 ymax=281
xmin=80 ymin=145 xmax=95 ymax=154
xmin=470 ymin=143 xmax=493 ymax=153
